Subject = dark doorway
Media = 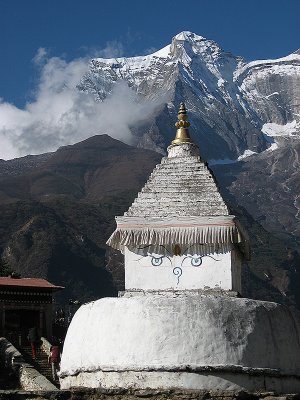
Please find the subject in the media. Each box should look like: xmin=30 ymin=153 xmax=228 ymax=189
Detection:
xmin=5 ymin=309 xmax=40 ymax=346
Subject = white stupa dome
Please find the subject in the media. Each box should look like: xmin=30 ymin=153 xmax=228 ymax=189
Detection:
xmin=60 ymin=294 xmax=300 ymax=392
xmin=59 ymin=103 xmax=300 ymax=393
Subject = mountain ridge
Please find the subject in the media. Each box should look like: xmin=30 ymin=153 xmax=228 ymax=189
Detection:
xmin=0 ymin=134 xmax=162 ymax=204
xmin=78 ymin=30 xmax=300 ymax=253
xmin=1 ymin=31 xmax=299 ymax=308
xmin=0 ymin=134 xmax=299 ymax=309
xmin=81 ymin=31 xmax=299 ymax=153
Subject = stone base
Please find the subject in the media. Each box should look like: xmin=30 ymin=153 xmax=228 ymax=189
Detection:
xmin=60 ymin=369 xmax=300 ymax=393
xmin=119 ymin=289 xmax=240 ymax=298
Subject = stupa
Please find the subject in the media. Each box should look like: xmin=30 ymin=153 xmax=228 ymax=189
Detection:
xmin=60 ymin=103 xmax=300 ymax=393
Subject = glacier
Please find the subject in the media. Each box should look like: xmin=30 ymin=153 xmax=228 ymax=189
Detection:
xmin=78 ymin=31 xmax=300 ymax=162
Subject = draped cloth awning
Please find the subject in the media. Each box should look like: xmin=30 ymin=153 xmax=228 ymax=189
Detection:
xmin=106 ymin=215 xmax=250 ymax=259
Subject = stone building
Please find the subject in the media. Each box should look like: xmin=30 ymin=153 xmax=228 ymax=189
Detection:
xmin=0 ymin=277 xmax=64 ymax=344
xmin=60 ymin=103 xmax=300 ymax=393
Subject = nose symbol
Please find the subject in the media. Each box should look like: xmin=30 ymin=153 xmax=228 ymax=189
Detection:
xmin=173 ymin=266 xmax=182 ymax=285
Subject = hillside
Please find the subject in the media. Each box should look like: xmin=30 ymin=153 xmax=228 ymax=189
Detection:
xmin=79 ymin=31 xmax=300 ymax=254
xmin=1 ymin=31 xmax=299 ymax=307
xmin=0 ymin=135 xmax=161 ymax=302
xmin=0 ymin=134 xmax=299 ymax=309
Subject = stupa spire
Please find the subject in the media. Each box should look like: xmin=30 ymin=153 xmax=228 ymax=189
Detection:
xmin=172 ymin=102 xmax=193 ymax=145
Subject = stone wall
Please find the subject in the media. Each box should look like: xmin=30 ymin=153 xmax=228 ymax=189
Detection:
xmin=0 ymin=337 xmax=57 ymax=392
xmin=18 ymin=364 xmax=57 ymax=392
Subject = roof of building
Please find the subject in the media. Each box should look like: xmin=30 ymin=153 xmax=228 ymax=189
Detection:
xmin=0 ymin=277 xmax=64 ymax=290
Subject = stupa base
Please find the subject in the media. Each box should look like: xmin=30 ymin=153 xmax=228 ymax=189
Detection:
xmin=59 ymin=294 xmax=300 ymax=393
xmin=60 ymin=369 xmax=300 ymax=393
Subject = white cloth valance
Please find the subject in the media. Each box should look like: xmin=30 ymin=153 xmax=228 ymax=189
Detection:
xmin=106 ymin=216 xmax=249 ymax=258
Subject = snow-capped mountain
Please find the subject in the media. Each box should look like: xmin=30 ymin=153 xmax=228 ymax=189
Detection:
xmin=78 ymin=31 xmax=300 ymax=249
xmin=79 ymin=31 xmax=300 ymax=161
xmin=0 ymin=32 xmax=299 ymax=304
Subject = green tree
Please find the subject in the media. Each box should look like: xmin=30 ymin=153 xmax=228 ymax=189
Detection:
xmin=0 ymin=259 xmax=12 ymax=277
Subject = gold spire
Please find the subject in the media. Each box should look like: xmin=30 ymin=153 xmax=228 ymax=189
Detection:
xmin=171 ymin=102 xmax=193 ymax=145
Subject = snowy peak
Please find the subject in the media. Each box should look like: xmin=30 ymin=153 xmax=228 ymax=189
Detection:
xmin=89 ymin=31 xmax=237 ymax=73
xmin=150 ymin=44 xmax=171 ymax=58
xmin=171 ymin=31 xmax=207 ymax=54
xmin=173 ymin=31 xmax=206 ymax=42
xmin=169 ymin=31 xmax=234 ymax=66
xmin=79 ymin=31 xmax=300 ymax=161
xmin=235 ymin=52 xmax=300 ymax=80
xmin=87 ymin=30 xmax=299 ymax=88
xmin=235 ymin=49 xmax=300 ymax=127
xmin=76 ymin=33 xmax=300 ymax=262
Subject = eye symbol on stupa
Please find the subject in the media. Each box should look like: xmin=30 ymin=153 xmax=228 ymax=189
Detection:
xmin=135 ymin=244 xmax=220 ymax=285
xmin=150 ymin=256 xmax=164 ymax=266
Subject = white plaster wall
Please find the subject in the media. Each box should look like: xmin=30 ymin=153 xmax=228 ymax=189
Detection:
xmin=60 ymin=295 xmax=300 ymax=379
xmin=125 ymin=246 xmax=234 ymax=291
xmin=167 ymin=143 xmax=200 ymax=158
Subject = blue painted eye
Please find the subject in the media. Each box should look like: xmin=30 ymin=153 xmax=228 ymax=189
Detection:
xmin=191 ymin=257 xmax=202 ymax=267
xmin=151 ymin=256 xmax=163 ymax=266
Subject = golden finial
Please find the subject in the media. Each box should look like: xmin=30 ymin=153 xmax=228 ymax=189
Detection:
xmin=171 ymin=102 xmax=193 ymax=145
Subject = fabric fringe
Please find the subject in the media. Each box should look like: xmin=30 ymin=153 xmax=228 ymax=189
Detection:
xmin=106 ymin=215 xmax=250 ymax=259
xmin=107 ymin=225 xmax=241 ymax=252
xmin=127 ymin=242 xmax=233 ymax=257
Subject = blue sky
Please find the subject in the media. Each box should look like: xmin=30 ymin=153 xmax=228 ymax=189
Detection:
xmin=0 ymin=0 xmax=299 ymax=159
xmin=1 ymin=0 xmax=299 ymax=107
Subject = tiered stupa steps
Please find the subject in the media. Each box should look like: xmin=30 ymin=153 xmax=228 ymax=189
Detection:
xmin=125 ymin=155 xmax=228 ymax=217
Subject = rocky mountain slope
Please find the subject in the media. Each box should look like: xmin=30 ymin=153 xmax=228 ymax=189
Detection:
xmin=0 ymin=135 xmax=161 ymax=302
xmin=0 ymin=31 xmax=299 ymax=308
xmin=79 ymin=31 xmax=300 ymax=251
xmin=0 ymin=135 xmax=161 ymax=204
xmin=0 ymin=135 xmax=299 ymax=309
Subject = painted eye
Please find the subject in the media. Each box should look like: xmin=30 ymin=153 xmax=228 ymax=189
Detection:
xmin=191 ymin=257 xmax=202 ymax=267
xmin=151 ymin=256 xmax=163 ymax=266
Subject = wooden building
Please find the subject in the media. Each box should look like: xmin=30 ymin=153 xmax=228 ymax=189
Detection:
xmin=0 ymin=277 xmax=64 ymax=345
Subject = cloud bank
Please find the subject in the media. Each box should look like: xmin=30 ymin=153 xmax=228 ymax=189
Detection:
xmin=0 ymin=46 xmax=164 ymax=160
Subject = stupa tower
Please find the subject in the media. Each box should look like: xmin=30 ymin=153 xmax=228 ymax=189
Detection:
xmin=107 ymin=102 xmax=247 ymax=294
xmin=60 ymin=103 xmax=300 ymax=394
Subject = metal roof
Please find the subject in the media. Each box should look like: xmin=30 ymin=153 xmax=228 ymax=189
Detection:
xmin=0 ymin=277 xmax=64 ymax=290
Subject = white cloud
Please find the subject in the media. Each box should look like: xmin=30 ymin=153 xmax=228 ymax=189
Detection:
xmin=33 ymin=47 xmax=48 ymax=65
xmin=94 ymin=40 xmax=124 ymax=58
xmin=80 ymin=40 xmax=124 ymax=59
xmin=0 ymin=47 xmax=165 ymax=160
